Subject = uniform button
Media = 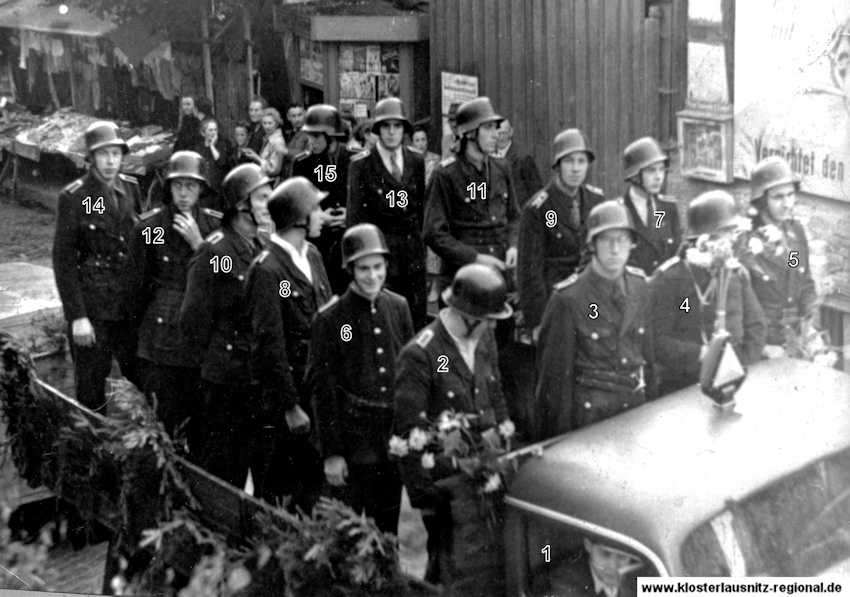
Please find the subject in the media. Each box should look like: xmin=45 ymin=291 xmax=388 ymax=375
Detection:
xmin=590 ymin=332 xmax=599 ymax=340
xmin=787 ymin=298 xmax=793 ymax=304
xmin=376 ymin=347 xmax=384 ymax=355
xmin=379 ymin=367 xmax=386 ymax=374
xmin=584 ymin=401 xmax=591 ymax=409
xmin=667 ymin=238 xmax=673 ymax=244
xmin=638 ymin=327 xmax=645 ymax=334
xmin=380 ymin=386 xmax=387 ymax=393
xmin=156 ymin=317 xmax=163 ymax=324
xmin=374 ymin=327 xmax=382 ymax=335
xmin=89 ymin=224 xmax=96 ymax=230
xmin=226 ymin=344 xmax=233 ymax=351
xmin=119 ymin=236 xmax=125 ymax=242
xmin=238 ymin=274 xmax=244 ymax=281
xmin=293 ymin=291 xmax=300 ymax=297
xmin=95 ymin=261 xmax=100 ymax=266
xmin=489 ymin=247 xmax=495 ymax=253
xmin=556 ymin=233 xmax=562 ymax=239
xmin=621 ymin=357 xmax=628 ymax=364
xmin=800 ymin=267 xmax=806 ymax=273
xmin=762 ymin=275 xmax=769 ymax=281
xmin=465 ymin=198 xmax=471 ymax=203
xmin=163 ymin=256 xmax=169 ymax=262
xmin=623 ymin=403 xmax=630 ymax=410
xmin=475 ymin=388 xmax=480 ymax=394
xmin=447 ymin=391 xmax=455 ymax=399
xmin=491 ymin=216 xmax=496 ymax=221
xmin=479 ymin=409 xmax=485 ymax=415
xmin=653 ymin=261 xmax=658 ymax=266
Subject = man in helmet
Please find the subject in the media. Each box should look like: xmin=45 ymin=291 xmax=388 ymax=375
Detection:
xmin=179 ymin=163 xmax=273 ymax=489
xmin=440 ymin=101 xmax=462 ymax=160
xmin=519 ymin=128 xmax=606 ymax=334
xmin=649 ymin=191 xmax=766 ymax=397
xmin=292 ymin=104 xmax=354 ymax=294
xmin=535 ymin=200 xmax=657 ymax=440
xmin=347 ymin=97 xmax=429 ymax=329
xmin=53 ymin=120 xmax=144 ymax=409
xmin=246 ymin=176 xmax=330 ymax=508
xmin=745 ymin=156 xmax=817 ymax=358
xmin=130 ymin=151 xmax=221 ymax=454
xmin=616 ymin=137 xmax=682 ymax=275
xmin=394 ymin=263 xmax=515 ymax=587
xmin=424 ymin=97 xmax=521 ymax=288
xmin=306 ymin=223 xmax=415 ymax=533
xmin=493 ymin=118 xmax=542 ymax=207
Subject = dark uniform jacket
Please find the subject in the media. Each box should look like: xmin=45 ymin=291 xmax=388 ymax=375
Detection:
xmin=247 ymin=122 xmax=264 ymax=155
xmin=247 ymin=239 xmax=332 ymax=419
xmin=536 ymin=265 xmax=657 ymax=439
xmin=53 ymin=171 xmax=143 ymax=323
xmin=292 ymin=144 xmax=355 ymax=289
xmin=649 ymin=257 xmax=767 ymax=396
xmin=180 ymin=226 xmax=262 ymax=386
xmin=131 ymin=202 xmax=221 ymax=366
xmin=193 ymin=139 xmax=234 ymax=192
xmin=618 ymin=189 xmax=682 ymax=275
xmin=745 ymin=217 xmax=817 ymax=346
xmin=347 ymin=146 xmax=428 ymax=325
xmin=307 ymin=287 xmax=414 ymax=464
xmin=423 ymin=153 xmax=521 ymax=277
xmin=502 ymin=142 xmax=543 ymax=208
xmin=518 ymin=178 xmax=605 ymax=329
xmin=394 ymin=315 xmax=510 ymax=434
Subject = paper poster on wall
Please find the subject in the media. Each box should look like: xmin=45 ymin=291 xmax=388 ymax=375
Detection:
xmin=299 ymin=38 xmax=323 ymax=86
xmin=441 ymin=72 xmax=479 ymax=137
xmin=378 ymin=74 xmax=400 ymax=99
xmin=339 ymin=44 xmax=354 ymax=72
xmin=340 ymin=72 xmax=375 ymax=100
xmin=381 ymin=46 xmax=399 ymax=74
xmin=365 ymin=45 xmax=381 ymax=75
xmin=734 ymin=0 xmax=850 ymax=201
xmin=352 ymin=46 xmax=367 ymax=72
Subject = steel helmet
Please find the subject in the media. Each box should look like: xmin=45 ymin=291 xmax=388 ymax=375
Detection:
xmin=455 ymin=97 xmax=504 ymax=136
xmin=301 ymin=104 xmax=345 ymax=137
xmin=84 ymin=121 xmax=129 ymax=155
xmin=371 ymin=98 xmax=413 ymax=136
xmin=750 ymin=156 xmax=800 ymax=202
xmin=442 ymin=263 xmax=513 ymax=320
xmin=165 ymin=151 xmax=208 ymax=185
xmin=623 ymin=137 xmax=667 ymax=180
xmin=341 ymin=223 xmax=390 ymax=268
xmin=552 ymin=128 xmax=595 ymax=168
xmin=222 ymin=164 xmax=272 ymax=212
xmin=586 ymin=200 xmax=635 ymax=246
xmin=268 ymin=176 xmax=328 ymax=231
xmin=687 ymin=190 xmax=739 ymax=238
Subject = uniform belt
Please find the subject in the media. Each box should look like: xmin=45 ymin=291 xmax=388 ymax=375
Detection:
xmin=342 ymin=392 xmax=393 ymax=412
xmin=763 ymin=306 xmax=800 ymax=322
xmin=576 ymin=366 xmax=645 ymax=394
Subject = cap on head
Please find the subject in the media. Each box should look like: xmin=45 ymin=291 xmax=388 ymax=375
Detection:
xmin=267 ymin=176 xmax=328 ymax=231
xmin=442 ymin=263 xmax=513 ymax=320
xmin=586 ymin=200 xmax=635 ymax=246
xmin=455 ymin=97 xmax=504 ymax=136
xmin=372 ymin=97 xmax=413 ymax=136
xmin=301 ymin=104 xmax=345 ymax=137
xmin=166 ymin=151 xmax=208 ymax=186
xmin=341 ymin=223 xmax=390 ymax=268
xmin=552 ymin=128 xmax=595 ymax=168
xmin=687 ymin=190 xmax=739 ymax=238
xmin=623 ymin=137 xmax=667 ymax=180
xmin=84 ymin=121 xmax=129 ymax=156
xmin=750 ymin=156 xmax=800 ymax=203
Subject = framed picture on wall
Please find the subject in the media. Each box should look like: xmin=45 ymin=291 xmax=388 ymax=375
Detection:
xmin=677 ymin=110 xmax=734 ymax=184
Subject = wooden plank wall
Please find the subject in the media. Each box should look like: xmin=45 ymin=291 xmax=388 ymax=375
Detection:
xmin=430 ymin=0 xmax=684 ymax=197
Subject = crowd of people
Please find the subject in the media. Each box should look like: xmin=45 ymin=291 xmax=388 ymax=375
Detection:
xmin=51 ymin=92 xmax=817 ymax=589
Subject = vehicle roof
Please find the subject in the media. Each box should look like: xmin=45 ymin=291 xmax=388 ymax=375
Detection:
xmin=507 ymin=358 xmax=850 ymax=575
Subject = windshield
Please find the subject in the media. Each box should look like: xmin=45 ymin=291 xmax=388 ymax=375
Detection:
xmin=682 ymin=447 xmax=850 ymax=576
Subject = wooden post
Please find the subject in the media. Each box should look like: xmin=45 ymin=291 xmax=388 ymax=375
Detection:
xmin=45 ymin=54 xmax=62 ymax=111
xmin=243 ymin=7 xmax=254 ymax=100
xmin=200 ymin=0 xmax=214 ymax=101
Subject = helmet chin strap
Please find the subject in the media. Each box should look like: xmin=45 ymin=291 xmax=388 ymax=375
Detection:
xmin=459 ymin=312 xmax=485 ymax=337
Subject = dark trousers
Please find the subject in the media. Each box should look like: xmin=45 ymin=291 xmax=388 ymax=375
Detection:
xmin=68 ymin=319 xmax=138 ymax=410
xmin=261 ymin=426 xmax=324 ymax=513
xmin=199 ymin=380 xmax=261 ymax=489
xmin=495 ymin=321 xmax=536 ymax=441
xmin=325 ymin=462 xmax=401 ymax=534
xmin=138 ymin=359 xmax=204 ymax=457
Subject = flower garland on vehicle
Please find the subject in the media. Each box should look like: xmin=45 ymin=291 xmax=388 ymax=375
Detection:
xmin=389 ymin=410 xmax=516 ymax=531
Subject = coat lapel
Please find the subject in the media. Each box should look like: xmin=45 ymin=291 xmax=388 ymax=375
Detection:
xmin=436 ymin=319 xmax=474 ymax=383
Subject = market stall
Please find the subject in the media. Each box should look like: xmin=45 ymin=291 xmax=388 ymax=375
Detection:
xmin=0 ymin=107 xmax=173 ymax=200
